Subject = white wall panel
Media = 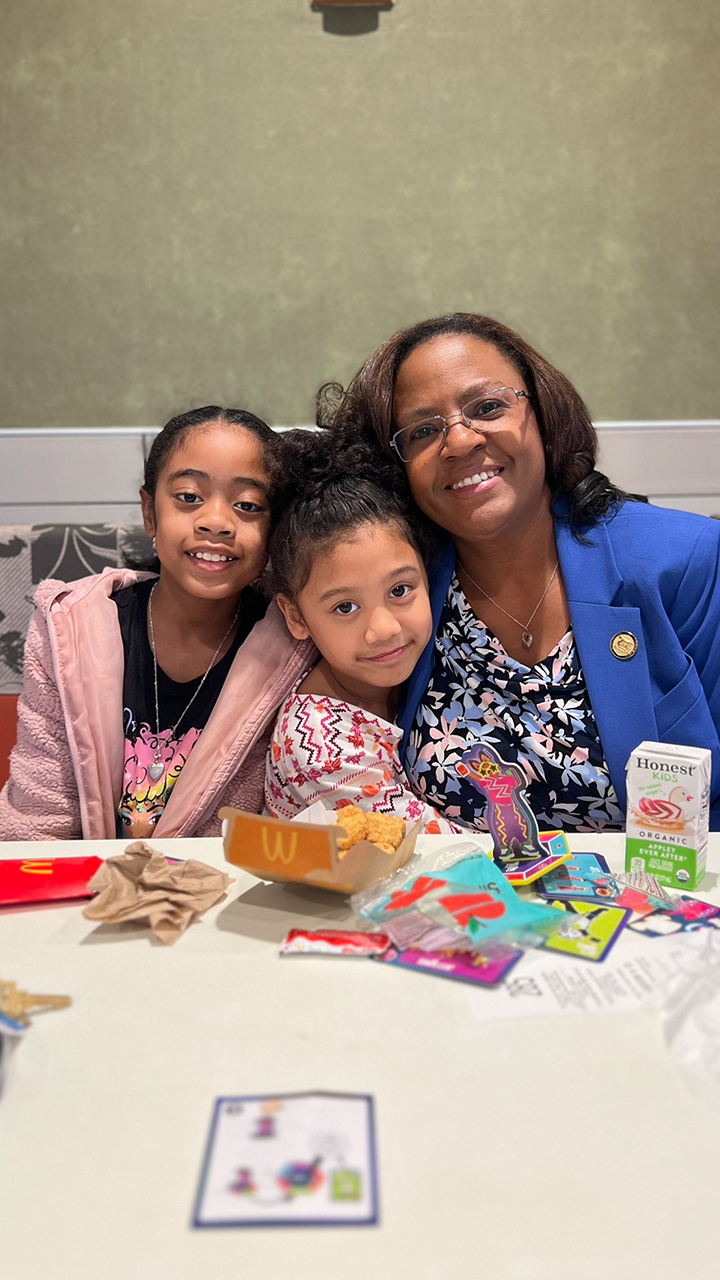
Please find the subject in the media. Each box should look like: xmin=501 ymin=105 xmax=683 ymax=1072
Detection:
xmin=2 ymin=423 xmax=719 ymax=526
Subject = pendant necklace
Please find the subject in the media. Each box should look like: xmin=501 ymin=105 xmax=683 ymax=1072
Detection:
xmin=146 ymin=583 xmax=240 ymax=783
xmin=458 ymin=560 xmax=559 ymax=651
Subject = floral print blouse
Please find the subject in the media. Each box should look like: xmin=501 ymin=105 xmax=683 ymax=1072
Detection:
xmin=405 ymin=576 xmax=623 ymax=832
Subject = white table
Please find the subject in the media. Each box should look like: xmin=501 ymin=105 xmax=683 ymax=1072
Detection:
xmin=2 ymin=833 xmax=720 ymax=1280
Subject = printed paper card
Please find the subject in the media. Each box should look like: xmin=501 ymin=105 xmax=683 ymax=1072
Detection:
xmin=193 ymin=1092 xmax=378 ymax=1228
xmin=377 ymin=944 xmax=521 ymax=987
xmin=537 ymin=855 xmax=673 ymax=919
xmin=542 ymin=900 xmax=631 ymax=962
xmin=628 ymin=895 xmax=720 ymax=938
xmin=536 ymin=853 xmax=618 ymax=904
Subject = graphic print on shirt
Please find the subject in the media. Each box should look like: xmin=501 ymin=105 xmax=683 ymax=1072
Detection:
xmin=118 ymin=711 xmax=201 ymax=838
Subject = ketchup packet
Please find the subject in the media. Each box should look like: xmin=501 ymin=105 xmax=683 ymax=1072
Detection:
xmin=280 ymin=928 xmax=391 ymax=956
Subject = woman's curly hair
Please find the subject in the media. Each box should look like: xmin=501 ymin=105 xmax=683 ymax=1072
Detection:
xmin=317 ymin=313 xmax=637 ymax=534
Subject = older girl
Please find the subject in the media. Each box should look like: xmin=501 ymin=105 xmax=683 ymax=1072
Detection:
xmin=0 ymin=407 xmax=312 ymax=840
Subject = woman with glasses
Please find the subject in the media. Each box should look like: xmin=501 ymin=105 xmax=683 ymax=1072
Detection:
xmin=319 ymin=313 xmax=720 ymax=832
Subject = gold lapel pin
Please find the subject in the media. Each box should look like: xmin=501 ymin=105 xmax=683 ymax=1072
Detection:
xmin=610 ymin=631 xmax=638 ymax=660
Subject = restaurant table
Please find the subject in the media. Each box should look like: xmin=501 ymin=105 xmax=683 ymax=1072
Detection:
xmin=2 ymin=832 xmax=720 ymax=1280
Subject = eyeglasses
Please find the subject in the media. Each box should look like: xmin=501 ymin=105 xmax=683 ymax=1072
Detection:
xmin=390 ymin=387 xmax=531 ymax=463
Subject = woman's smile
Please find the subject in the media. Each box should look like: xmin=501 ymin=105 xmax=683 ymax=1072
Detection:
xmin=447 ymin=466 xmax=504 ymax=497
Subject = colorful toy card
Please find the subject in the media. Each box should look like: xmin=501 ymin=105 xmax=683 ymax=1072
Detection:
xmin=536 ymin=853 xmax=617 ymax=904
xmin=193 ymin=1093 xmax=378 ymax=1228
xmin=542 ymin=900 xmax=631 ymax=962
xmin=627 ymin=895 xmax=720 ymax=938
xmin=538 ymin=857 xmax=677 ymax=925
xmin=377 ymin=944 xmax=521 ymax=987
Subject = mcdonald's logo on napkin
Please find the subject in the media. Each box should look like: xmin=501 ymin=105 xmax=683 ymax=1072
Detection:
xmin=0 ymin=857 xmax=103 ymax=906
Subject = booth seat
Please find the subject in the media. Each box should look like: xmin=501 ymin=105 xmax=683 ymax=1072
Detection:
xmin=0 ymin=523 xmax=153 ymax=787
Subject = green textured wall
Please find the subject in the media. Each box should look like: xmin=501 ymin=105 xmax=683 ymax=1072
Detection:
xmin=1 ymin=0 xmax=718 ymax=428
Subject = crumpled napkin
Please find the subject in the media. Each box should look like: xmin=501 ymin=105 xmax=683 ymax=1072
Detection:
xmin=82 ymin=842 xmax=233 ymax=945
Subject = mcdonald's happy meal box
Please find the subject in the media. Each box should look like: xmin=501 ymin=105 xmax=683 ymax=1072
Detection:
xmin=220 ymin=802 xmax=419 ymax=895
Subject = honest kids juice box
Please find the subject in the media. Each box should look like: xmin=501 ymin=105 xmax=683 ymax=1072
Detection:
xmin=625 ymin=741 xmax=711 ymax=890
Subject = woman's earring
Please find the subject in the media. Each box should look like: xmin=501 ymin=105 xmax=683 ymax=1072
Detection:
xmin=152 ymin=537 xmax=157 ymax=551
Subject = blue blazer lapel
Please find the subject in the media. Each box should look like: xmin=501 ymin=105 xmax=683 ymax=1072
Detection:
xmin=557 ymin=517 xmax=657 ymax=810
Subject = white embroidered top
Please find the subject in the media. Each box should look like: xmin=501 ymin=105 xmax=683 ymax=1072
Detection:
xmin=264 ymin=690 xmax=459 ymax=834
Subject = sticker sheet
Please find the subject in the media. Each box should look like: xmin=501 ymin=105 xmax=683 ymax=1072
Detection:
xmin=542 ymin=900 xmax=631 ymax=962
xmin=377 ymin=944 xmax=521 ymax=987
xmin=193 ymin=1092 xmax=378 ymax=1228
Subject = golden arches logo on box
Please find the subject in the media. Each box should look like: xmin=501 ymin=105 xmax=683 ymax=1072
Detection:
xmin=20 ymin=860 xmax=53 ymax=875
xmin=260 ymin=828 xmax=298 ymax=867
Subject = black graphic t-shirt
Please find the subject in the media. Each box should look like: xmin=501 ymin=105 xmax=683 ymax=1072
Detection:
xmin=113 ymin=578 xmax=266 ymax=838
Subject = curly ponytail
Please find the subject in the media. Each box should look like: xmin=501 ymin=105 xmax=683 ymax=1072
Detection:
xmin=268 ymin=428 xmax=431 ymax=600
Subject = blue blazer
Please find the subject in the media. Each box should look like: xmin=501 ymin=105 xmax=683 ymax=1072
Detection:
xmin=398 ymin=501 xmax=720 ymax=828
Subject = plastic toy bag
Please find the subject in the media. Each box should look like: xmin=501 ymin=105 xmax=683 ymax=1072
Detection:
xmin=382 ymin=911 xmax=468 ymax=953
xmin=355 ymin=849 xmax=567 ymax=950
xmin=350 ymin=839 xmax=482 ymax=920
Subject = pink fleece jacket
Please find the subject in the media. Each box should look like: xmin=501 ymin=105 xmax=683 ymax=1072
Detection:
xmin=0 ymin=569 xmax=315 ymax=841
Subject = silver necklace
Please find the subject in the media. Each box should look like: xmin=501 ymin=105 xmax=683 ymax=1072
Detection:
xmin=146 ymin=582 xmax=240 ymax=783
xmin=458 ymin=560 xmax=559 ymax=651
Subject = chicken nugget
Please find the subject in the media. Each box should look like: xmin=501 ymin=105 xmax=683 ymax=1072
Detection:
xmin=366 ymin=812 xmax=405 ymax=851
xmin=335 ymin=805 xmax=369 ymax=851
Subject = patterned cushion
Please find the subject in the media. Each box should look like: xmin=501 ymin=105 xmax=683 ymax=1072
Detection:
xmin=0 ymin=524 xmax=154 ymax=694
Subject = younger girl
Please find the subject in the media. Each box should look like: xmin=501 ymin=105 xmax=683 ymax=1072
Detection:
xmin=0 ymin=407 xmax=313 ymax=840
xmin=264 ymin=435 xmax=458 ymax=834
